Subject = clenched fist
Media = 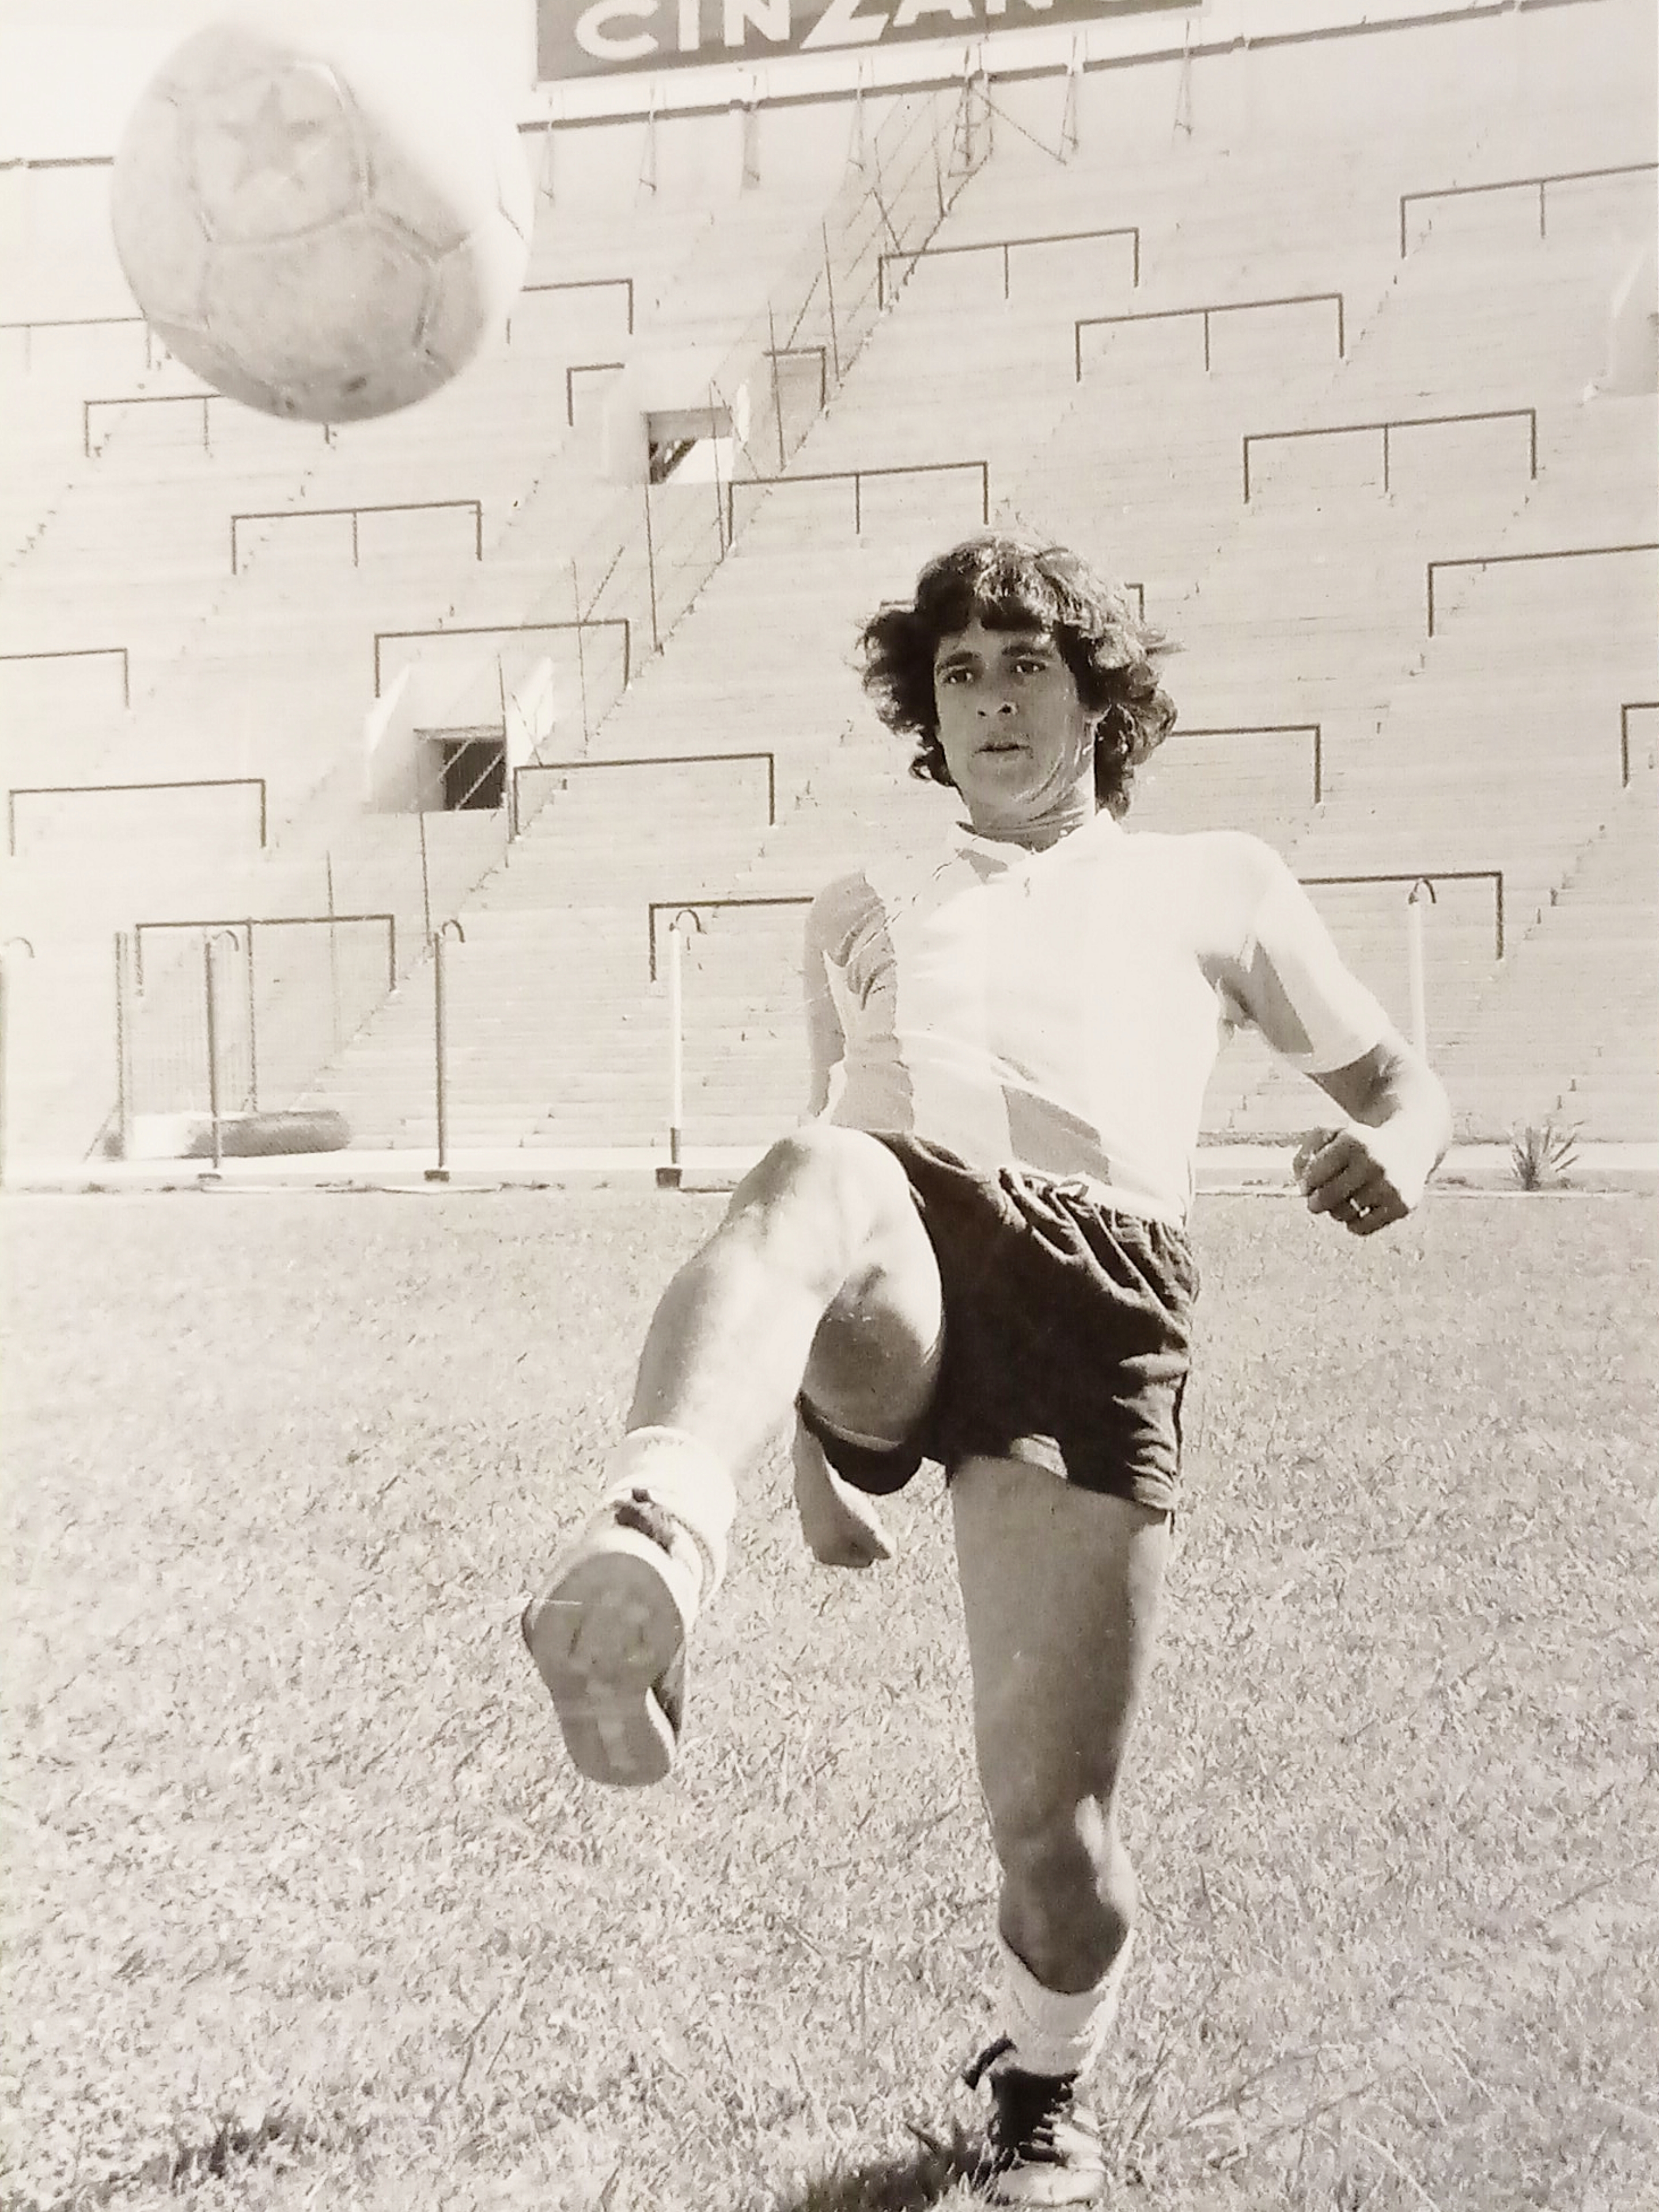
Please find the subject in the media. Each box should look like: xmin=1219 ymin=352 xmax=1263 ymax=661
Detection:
xmin=1293 ymin=1123 xmax=1430 ymax=1237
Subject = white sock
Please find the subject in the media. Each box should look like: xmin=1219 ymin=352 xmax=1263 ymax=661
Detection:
xmin=997 ymin=1931 xmax=1133 ymax=2080
xmin=599 ymin=1425 xmax=737 ymax=1599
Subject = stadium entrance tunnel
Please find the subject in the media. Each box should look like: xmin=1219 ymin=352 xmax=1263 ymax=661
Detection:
xmin=646 ymin=402 xmax=737 ymax=485
xmin=438 ymin=731 xmax=507 ymax=811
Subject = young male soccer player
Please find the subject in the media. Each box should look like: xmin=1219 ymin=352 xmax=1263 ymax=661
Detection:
xmin=522 ymin=536 xmax=1452 ymax=2204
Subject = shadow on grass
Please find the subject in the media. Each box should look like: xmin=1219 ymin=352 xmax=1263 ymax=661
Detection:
xmin=776 ymin=2122 xmax=979 ymax=2211
xmin=35 ymin=2110 xmax=315 ymax=2211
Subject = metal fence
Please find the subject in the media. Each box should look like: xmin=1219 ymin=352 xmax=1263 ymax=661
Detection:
xmin=122 ymin=916 xmax=397 ymax=1129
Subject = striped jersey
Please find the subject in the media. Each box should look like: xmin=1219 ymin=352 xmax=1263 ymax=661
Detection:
xmin=805 ymin=813 xmax=1392 ymax=1223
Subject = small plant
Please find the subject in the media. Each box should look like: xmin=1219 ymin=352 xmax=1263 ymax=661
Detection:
xmin=1509 ymin=1117 xmax=1581 ymax=1190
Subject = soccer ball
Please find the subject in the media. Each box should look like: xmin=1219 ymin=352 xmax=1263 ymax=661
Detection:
xmin=110 ymin=16 xmax=533 ymax=424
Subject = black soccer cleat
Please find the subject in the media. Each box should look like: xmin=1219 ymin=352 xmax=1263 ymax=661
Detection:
xmin=964 ymin=2038 xmax=1108 ymax=2206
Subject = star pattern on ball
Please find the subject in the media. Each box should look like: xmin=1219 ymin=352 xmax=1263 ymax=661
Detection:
xmin=224 ymin=76 xmax=332 ymax=194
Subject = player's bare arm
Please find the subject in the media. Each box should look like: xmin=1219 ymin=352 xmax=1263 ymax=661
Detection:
xmin=1296 ymin=1031 xmax=1453 ymax=1236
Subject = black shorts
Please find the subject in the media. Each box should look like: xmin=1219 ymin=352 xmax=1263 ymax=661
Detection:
xmin=797 ymin=1135 xmax=1199 ymax=1516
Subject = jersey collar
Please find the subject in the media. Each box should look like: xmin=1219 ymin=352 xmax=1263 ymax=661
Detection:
xmin=949 ymin=809 xmax=1122 ymax=868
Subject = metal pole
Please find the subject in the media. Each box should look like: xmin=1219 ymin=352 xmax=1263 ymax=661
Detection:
xmin=245 ymin=926 xmax=258 ymax=1110
xmin=668 ymin=919 xmax=684 ymax=1167
xmin=1406 ymin=879 xmax=1435 ymax=1059
xmin=657 ymin=909 xmax=702 ymax=1188
xmin=113 ymin=930 xmax=132 ymax=1161
xmin=425 ymin=919 xmax=466 ymax=1183
xmin=430 ymin=929 xmax=449 ymax=1180
xmin=203 ymin=932 xmax=228 ymax=1173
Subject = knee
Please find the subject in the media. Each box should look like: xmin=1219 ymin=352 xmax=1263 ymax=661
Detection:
xmin=715 ymin=1127 xmax=880 ymax=1297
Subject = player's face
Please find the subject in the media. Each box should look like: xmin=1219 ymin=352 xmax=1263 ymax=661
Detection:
xmin=932 ymin=619 xmax=1097 ymax=843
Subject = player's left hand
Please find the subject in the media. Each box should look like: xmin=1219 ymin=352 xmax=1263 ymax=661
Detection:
xmin=1293 ymin=1124 xmax=1427 ymax=1237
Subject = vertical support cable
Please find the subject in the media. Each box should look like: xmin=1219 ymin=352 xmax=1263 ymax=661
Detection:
xmin=768 ymin=302 xmax=786 ymax=471
xmin=823 ymin=224 xmax=841 ymax=383
xmin=710 ymin=381 xmax=728 ymax=555
xmin=418 ymin=796 xmax=433 ymax=943
xmin=643 ymin=484 xmax=661 ymax=654
xmin=571 ymin=560 xmax=590 ymax=748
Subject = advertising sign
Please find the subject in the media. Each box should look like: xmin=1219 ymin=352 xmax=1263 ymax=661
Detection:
xmin=539 ymin=0 xmax=1189 ymax=82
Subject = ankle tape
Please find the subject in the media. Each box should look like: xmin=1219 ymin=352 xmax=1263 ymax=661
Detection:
xmin=600 ymin=1426 xmax=736 ymax=1596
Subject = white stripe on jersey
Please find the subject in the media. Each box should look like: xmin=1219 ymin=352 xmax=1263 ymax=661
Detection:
xmin=806 ymin=813 xmax=1391 ymax=1222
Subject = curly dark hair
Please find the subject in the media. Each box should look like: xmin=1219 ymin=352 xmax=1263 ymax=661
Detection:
xmin=857 ymin=533 xmax=1176 ymax=818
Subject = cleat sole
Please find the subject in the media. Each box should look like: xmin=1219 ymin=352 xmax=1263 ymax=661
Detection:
xmin=521 ymin=1531 xmax=692 ymax=1787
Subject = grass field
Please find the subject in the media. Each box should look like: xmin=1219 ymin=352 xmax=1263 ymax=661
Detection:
xmin=3 ymin=1188 xmax=1656 ymax=2212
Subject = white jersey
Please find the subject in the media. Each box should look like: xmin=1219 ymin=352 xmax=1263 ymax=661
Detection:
xmin=805 ymin=813 xmax=1392 ymax=1224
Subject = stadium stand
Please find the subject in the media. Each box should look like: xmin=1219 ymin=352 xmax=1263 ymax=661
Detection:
xmin=1 ymin=0 xmax=1652 ymax=1165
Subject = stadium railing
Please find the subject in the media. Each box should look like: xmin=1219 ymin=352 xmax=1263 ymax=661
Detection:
xmin=509 ymin=275 xmax=636 ymax=341
xmin=1302 ymin=870 xmax=1506 ymax=961
xmin=1074 ymin=293 xmax=1346 ymax=381
xmin=766 ymin=344 xmax=830 ymax=412
xmin=1425 ymin=543 xmax=1659 ymax=637
xmin=1241 ymin=409 xmax=1538 ymax=503
xmin=646 ymin=894 xmax=813 ymax=981
xmin=7 ymin=776 xmax=266 ymax=857
xmin=1 ymin=313 xmax=154 ymax=371
xmin=373 ymin=616 xmax=632 ymax=706
xmin=1397 ymin=162 xmax=1658 ymax=255
xmin=132 ymin=913 xmax=396 ymax=996
xmin=565 ymin=361 xmax=626 ymax=426
xmin=124 ymin=914 xmax=398 ymax=1126
xmin=724 ymin=458 xmax=990 ymax=543
xmin=0 ymin=645 xmax=129 ymax=711
xmin=82 ymin=391 xmax=211 ymax=457
xmin=512 ymin=752 xmax=778 ymax=840
xmin=1177 ymin=725 xmax=1324 ymax=806
xmin=81 ymin=388 xmax=331 ymax=459
xmin=877 ymin=224 xmax=1141 ymax=308
xmin=229 ymin=499 xmax=483 ymax=576
xmin=1619 ymin=704 xmax=1657 ymax=790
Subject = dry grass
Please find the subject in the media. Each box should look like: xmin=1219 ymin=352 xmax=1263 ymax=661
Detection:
xmin=2 ymin=1188 xmax=1656 ymax=2211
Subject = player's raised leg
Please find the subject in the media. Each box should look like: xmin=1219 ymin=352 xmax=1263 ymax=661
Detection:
xmin=952 ymin=1458 xmax=1170 ymax=2204
xmin=522 ymin=1124 xmax=942 ymax=1785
